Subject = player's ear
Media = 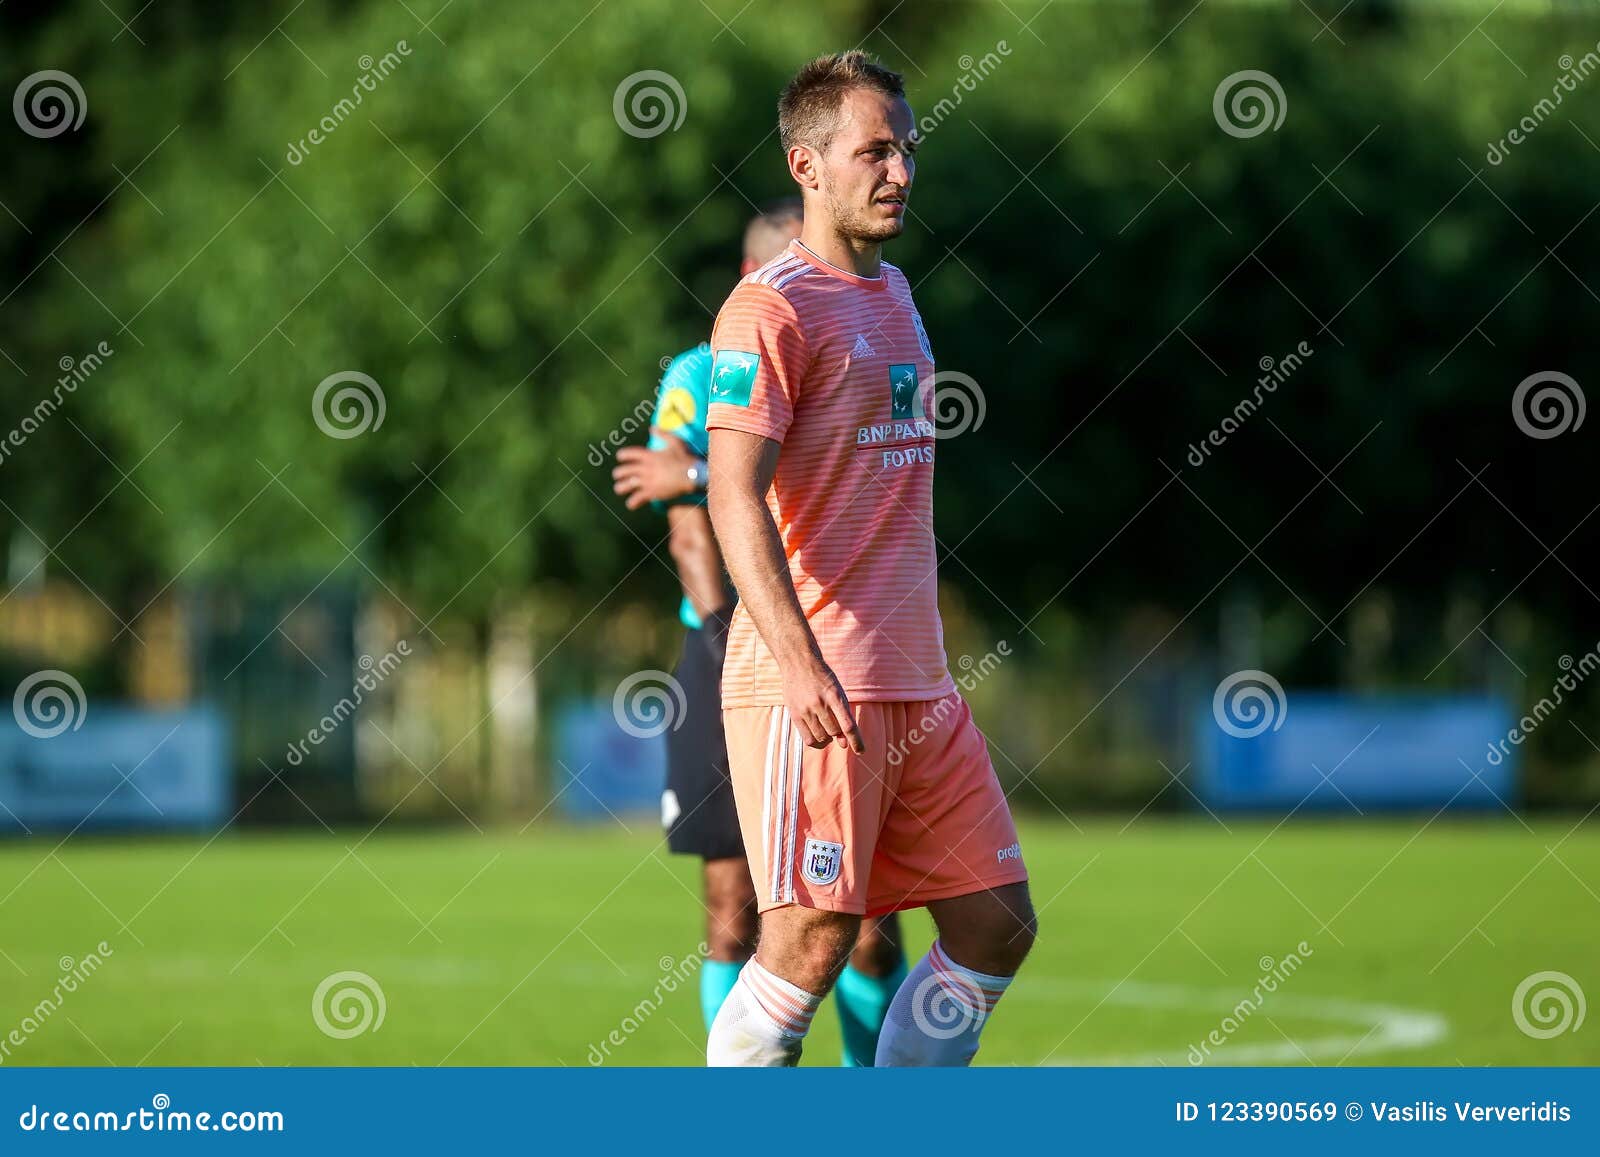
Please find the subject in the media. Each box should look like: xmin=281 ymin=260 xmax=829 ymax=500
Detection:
xmin=787 ymin=144 xmax=820 ymax=191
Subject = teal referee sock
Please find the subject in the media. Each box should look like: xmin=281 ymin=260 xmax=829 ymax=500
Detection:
xmin=835 ymin=957 xmax=909 ymax=1067
xmin=700 ymin=959 xmax=744 ymax=1032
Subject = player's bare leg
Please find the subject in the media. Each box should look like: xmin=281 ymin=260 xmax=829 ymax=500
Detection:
xmin=703 ymin=857 xmax=759 ymax=962
xmin=850 ymin=914 xmax=902 ymax=975
xmin=706 ymin=904 xmax=859 ymax=1066
xmin=835 ymin=912 xmax=906 ymax=1065
xmin=698 ymin=857 xmax=759 ymax=1030
xmin=875 ymin=882 xmax=1037 ymax=1067
xmin=927 ymin=882 xmax=1037 ymax=975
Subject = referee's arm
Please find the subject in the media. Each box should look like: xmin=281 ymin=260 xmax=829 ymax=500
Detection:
xmin=667 ymin=504 xmax=730 ymax=621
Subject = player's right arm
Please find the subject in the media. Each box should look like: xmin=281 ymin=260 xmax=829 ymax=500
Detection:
xmin=707 ymin=427 xmax=862 ymax=753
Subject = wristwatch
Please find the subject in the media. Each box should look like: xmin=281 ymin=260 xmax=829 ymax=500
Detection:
xmin=686 ymin=458 xmax=708 ymax=491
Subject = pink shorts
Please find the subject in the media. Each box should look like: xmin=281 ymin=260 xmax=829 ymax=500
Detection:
xmin=723 ymin=693 xmax=1028 ymax=916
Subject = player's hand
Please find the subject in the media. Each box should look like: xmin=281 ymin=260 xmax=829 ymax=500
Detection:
xmin=612 ymin=434 xmax=697 ymax=509
xmin=780 ymin=657 xmax=865 ymax=754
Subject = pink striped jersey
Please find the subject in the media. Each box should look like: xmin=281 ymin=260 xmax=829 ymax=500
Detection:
xmin=706 ymin=239 xmax=955 ymax=708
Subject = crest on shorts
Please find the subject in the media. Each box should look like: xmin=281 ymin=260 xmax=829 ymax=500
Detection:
xmin=801 ymin=837 xmax=844 ymax=886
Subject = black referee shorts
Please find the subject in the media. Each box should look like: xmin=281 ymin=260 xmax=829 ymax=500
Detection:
xmin=662 ymin=606 xmax=743 ymax=861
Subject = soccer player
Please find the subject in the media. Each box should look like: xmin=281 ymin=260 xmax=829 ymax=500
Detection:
xmin=612 ymin=202 xmax=908 ymax=1065
xmin=703 ymin=52 xmax=1037 ymax=1067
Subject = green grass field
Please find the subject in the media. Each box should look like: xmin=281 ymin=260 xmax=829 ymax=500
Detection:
xmin=0 ymin=816 xmax=1595 ymax=1067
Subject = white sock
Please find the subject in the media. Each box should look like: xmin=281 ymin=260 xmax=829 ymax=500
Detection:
xmin=875 ymin=940 xmax=1014 ymax=1067
xmin=706 ymin=958 xmax=823 ymax=1067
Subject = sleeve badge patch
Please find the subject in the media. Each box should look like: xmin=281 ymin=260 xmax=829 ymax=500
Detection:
xmin=710 ymin=349 xmax=761 ymax=408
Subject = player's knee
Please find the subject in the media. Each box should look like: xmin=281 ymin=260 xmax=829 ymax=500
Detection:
xmin=942 ymin=889 xmax=1037 ymax=975
xmin=761 ymin=910 xmax=859 ymax=990
xmin=997 ymin=901 xmax=1038 ymax=970
xmin=800 ymin=914 xmax=859 ymax=979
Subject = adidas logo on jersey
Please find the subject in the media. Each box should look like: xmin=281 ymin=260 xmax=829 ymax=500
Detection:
xmin=851 ymin=333 xmax=876 ymax=360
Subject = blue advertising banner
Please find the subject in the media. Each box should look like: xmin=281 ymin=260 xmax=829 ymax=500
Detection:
xmin=1197 ymin=692 xmax=1516 ymax=812
xmin=0 ymin=1066 xmax=1594 ymax=1154
xmin=0 ymin=706 xmax=229 ymax=834
xmin=551 ymin=699 xmax=666 ymax=821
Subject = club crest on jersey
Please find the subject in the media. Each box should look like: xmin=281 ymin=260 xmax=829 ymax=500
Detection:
xmin=889 ymin=364 xmax=922 ymax=420
xmin=710 ymin=349 xmax=760 ymax=407
xmin=801 ymin=837 xmax=844 ymax=886
xmin=911 ymin=310 xmax=933 ymax=360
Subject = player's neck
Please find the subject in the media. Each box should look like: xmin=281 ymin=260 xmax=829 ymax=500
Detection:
xmin=796 ymin=228 xmax=883 ymax=280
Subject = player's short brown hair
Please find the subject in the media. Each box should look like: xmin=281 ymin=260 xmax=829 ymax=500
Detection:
xmin=778 ymin=51 xmax=905 ymax=154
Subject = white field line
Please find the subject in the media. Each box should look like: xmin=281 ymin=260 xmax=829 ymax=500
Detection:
xmin=1032 ymin=978 xmax=1448 ymax=1066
